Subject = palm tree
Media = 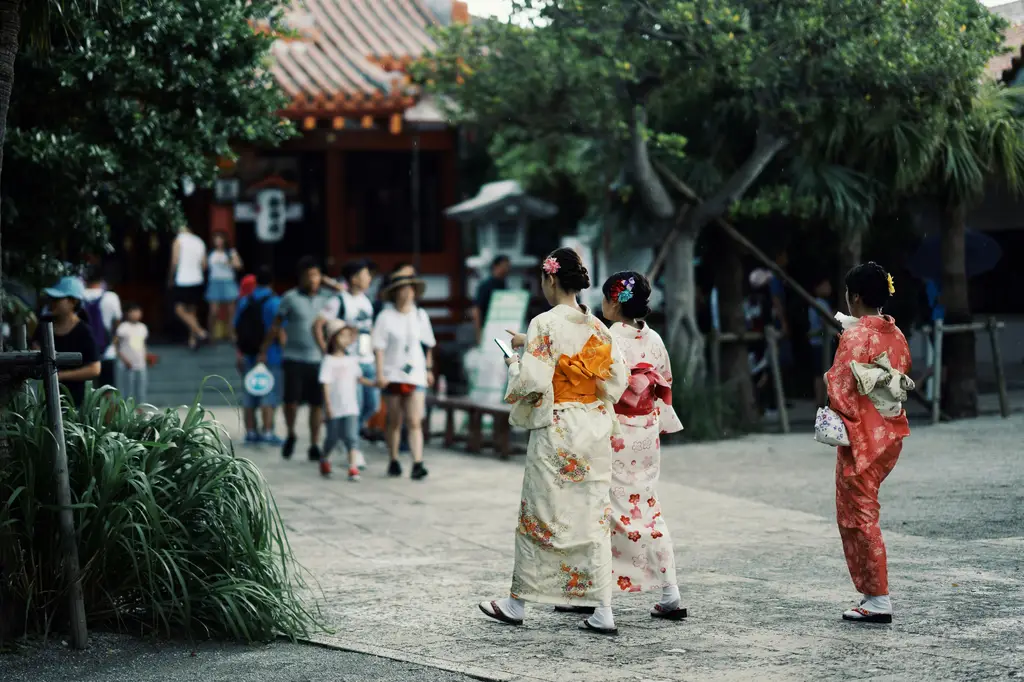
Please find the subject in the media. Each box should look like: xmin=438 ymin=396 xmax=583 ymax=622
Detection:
xmin=928 ymin=83 xmax=1024 ymax=417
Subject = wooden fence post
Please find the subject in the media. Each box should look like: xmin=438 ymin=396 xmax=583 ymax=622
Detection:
xmin=708 ymin=330 xmax=722 ymax=432
xmin=931 ymin=320 xmax=944 ymax=425
xmin=987 ymin=317 xmax=1009 ymax=419
xmin=765 ymin=328 xmax=790 ymax=434
xmin=40 ymin=319 xmax=88 ymax=649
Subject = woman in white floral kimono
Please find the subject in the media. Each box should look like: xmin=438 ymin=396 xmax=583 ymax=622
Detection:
xmin=478 ymin=248 xmax=628 ymax=635
xmin=553 ymin=272 xmax=686 ymax=622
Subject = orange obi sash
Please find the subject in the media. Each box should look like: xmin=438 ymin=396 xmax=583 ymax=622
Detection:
xmin=552 ymin=335 xmax=613 ymax=404
xmin=614 ymin=362 xmax=672 ymax=417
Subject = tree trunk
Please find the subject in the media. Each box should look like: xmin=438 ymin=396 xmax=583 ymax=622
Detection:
xmin=716 ymin=238 xmax=758 ymax=427
xmin=662 ymin=228 xmax=704 ymax=387
xmin=0 ymin=0 xmax=17 ymax=190
xmin=837 ymin=230 xmax=862 ymax=313
xmin=0 ymin=0 xmax=20 ymax=646
xmin=941 ymin=205 xmax=977 ymax=418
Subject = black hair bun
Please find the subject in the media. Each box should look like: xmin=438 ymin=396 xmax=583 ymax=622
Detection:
xmin=602 ymin=271 xmax=653 ymax=320
xmin=546 ymin=247 xmax=591 ymax=292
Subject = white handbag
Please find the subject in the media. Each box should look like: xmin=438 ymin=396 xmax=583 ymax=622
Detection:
xmin=814 ymin=402 xmax=850 ymax=447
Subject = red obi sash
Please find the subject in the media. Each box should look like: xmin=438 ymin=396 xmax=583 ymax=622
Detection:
xmin=614 ymin=363 xmax=672 ymax=417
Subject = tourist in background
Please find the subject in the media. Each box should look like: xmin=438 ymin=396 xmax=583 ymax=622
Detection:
xmin=82 ymin=268 xmax=122 ymax=389
xmin=114 ymin=302 xmax=149 ymax=405
xmin=33 ymin=276 xmax=101 ymax=408
xmin=808 ymin=275 xmax=835 ymax=408
xmin=314 ymin=259 xmax=378 ymax=468
xmin=478 ymin=247 xmax=627 ymax=635
xmin=372 ymin=272 xmax=435 ymax=480
xmin=260 ymin=256 xmax=332 ymax=461
xmin=205 ymin=230 xmax=243 ymax=341
xmin=237 ymin=266 xmax=283 ymax=444
xmin=168 ymin=224 xmax=209 ymax=350
xmin=319 ymin=319 xmax=374 ymax=480
xmin=825 ymin=262 xmax=913 ymax=624
xmin=471 ymin=254 xmax=510 ymax=343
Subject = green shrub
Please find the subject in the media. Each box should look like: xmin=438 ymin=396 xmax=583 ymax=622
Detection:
xmin=0 ymin=386 xmax=320 ymax=643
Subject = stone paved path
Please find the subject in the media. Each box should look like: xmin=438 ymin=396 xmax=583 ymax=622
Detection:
xmin=213 ymin=408 xmax=1024 ymax=682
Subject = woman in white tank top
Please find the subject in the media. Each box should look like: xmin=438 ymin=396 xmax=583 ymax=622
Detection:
xmin=168 ymin=225 xmax=210 ymax=349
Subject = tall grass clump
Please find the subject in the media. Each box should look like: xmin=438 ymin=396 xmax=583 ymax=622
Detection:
xmin=0 ymin=386 xmax=320 ymax=643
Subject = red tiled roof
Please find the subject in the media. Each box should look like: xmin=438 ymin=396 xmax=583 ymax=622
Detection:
xmin=986 ymin=24 xmax=1024 ymax=82
xmin=270 ymin=0 xmax=442 ymax=117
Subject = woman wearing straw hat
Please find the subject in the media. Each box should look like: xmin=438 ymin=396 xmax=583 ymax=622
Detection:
xmin=371 ymin=273 xmax=435 ymax=480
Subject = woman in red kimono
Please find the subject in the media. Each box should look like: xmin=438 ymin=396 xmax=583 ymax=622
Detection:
xmin=825 ymin=262 xmax=912 ymax=624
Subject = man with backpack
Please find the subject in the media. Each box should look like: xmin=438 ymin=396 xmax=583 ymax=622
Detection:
xmin=82 ymin=269 xmax=123 ymax=389
xmin=235 ymin=266 xmax=283 ymax=444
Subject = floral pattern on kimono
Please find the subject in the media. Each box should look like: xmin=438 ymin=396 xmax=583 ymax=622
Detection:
xmin=505 ymin=305 xmax=628 ymax=606
xmin=607 ymin=322 xmax=683 ymax=594
xmin=825 ymin=315 xmax=911 ymax=477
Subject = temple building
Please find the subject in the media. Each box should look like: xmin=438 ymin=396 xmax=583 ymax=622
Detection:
xmin=115 ymin=0 xmax=470 ymax=338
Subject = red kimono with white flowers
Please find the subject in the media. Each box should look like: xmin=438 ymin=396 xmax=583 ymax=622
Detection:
xmin=825 ymin=314 xmax=911 ymax=596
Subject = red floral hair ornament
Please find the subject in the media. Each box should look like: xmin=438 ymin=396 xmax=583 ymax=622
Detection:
xmin=542 ymin=256 xmax=561 ymax=274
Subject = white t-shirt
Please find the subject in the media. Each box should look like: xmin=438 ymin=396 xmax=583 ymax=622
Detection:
xmin=115 ymin=321 xmax=149 ymax=370
xmin=207 ymin=249 xmax=235 ymax=281
xmin=321 ymin=290 xmax=375 ymax=363
xmin=82 ymin=288 xmax=122 ymax=360
xmin=372 ymin=306 xmax=436 ymax=387
xmin=174 ymin=233 xmax=207 ymax=286
xmin=318 ymin=354 xmax=362 ymax=418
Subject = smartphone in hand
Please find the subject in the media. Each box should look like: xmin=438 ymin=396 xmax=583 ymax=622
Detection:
xmin=494 ymin=338 xmax=514 ymax=359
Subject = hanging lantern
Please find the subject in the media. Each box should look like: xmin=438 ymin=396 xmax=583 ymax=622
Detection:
xmin=389 ymin=113 xmax=402 ymax=135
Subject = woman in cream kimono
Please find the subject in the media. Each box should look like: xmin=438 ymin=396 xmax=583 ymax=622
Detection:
xmin=826 ymin=262 xmax=912 ymax=624
xmin=478 ymin=248 xmax=628 ymax=635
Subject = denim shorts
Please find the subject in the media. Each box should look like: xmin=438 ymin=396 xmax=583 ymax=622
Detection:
xmin=206 ymin=278 xmax=239 ymax=303
xmin=242 ymin=356 xmax=282 ymax=409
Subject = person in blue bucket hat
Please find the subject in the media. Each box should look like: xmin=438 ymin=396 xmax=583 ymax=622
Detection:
xmin=32 ymin=275 xmax=101 ymax=408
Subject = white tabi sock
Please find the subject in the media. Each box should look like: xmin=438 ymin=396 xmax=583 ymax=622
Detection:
xmin=586 ymin=605 xmax=615 ymax=629
xmin=861 ymin=594 xmax=892 ymax=614
xmin=496 ymin=596 xmax=525 ymax=621
xmin=658 ymin=584 xmax=681 ymax=610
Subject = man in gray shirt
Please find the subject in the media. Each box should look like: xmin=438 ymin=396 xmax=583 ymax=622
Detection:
xmin=260 ymin=256 xmax=333 ymax=461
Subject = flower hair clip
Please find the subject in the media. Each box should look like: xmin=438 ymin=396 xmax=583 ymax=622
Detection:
xmin=886 ymin=273 xmax=895 ymax=296
xmin=542 ymin=256 xmax=560 ymax=275
xmin=610 ymin=276 xmax=636 ymax=303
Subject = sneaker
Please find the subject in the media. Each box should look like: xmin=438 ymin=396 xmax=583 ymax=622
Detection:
xmin=354 ymin=450 xmax=367 ymax=471
xmin=319 ymin=458 xmax=332 ymax=477
xmin=282 ymin=435 xmax=296 ymax=460
xmin=244 ymin=431 xmax=260 ymax=444
xmin=308 ymin=445 xmax=322 ymax=462
xmin=262 ymin=432 xmax=283 ymax=446
xmin=411 ymin=462 xmax=428 ymax=481
xmin=348 ymin=467 xmax=361 ymax=482
xmin=387 ymin=460 xmax=402 ymax=477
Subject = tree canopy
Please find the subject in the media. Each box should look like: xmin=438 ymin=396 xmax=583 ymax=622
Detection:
xmin=419 ymin=0 xmax=1008 ymax=380
xmin=2 ymin=0 xmax=292 ymax=285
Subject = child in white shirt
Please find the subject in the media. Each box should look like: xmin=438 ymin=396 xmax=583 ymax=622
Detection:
xmin=319 ymin=320 xmax=374 ymax=481
xmin=114 ymin=303 xmax=149 ymax=405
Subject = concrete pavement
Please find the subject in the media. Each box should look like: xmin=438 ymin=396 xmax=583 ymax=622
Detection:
xmin=211 ymin=407 xmax=1024 ymax=681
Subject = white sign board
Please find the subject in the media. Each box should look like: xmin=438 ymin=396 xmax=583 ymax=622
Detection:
xmin=466 ymin=289 xmax=530 ymax=406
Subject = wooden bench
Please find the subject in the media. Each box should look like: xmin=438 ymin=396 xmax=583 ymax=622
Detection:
xmin=425 ymin=395 xmax=522 ymax=459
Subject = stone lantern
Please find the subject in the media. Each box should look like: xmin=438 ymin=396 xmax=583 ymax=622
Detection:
xmin=445 ymin=180 xmax=557 ymax=301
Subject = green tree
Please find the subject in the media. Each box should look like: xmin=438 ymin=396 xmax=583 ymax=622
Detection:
xmin=1 ymin=0 xmax=292 ymax=285
xmin=420 ymin=0 xmax=1004 ymax=385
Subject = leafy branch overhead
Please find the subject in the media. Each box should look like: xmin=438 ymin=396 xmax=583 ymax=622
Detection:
xmin=2 ymin=0 xmax=294 ymax=285
xmin=418 ymin=0 xmax=1008 ymax=235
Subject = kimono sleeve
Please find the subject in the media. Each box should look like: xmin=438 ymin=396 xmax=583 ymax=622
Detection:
xmin=653 ymin=336 xmax=684 ymax=434
xmin=825 ymin=329 xmax=866 ymax=423
xmin=598 ymin=334 xmax=629 ymax=406
xmin=504 ymin=317 xmax=555 ymax=404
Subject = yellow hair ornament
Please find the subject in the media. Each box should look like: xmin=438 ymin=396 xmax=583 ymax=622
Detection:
xmin=886 ymin=273 xmax=895 ymax=296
